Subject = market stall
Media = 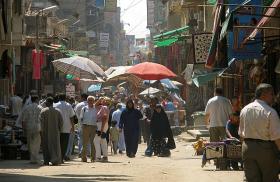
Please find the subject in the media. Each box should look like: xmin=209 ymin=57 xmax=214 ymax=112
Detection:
xmin=0 ymin=107 xmax=28 ymax=160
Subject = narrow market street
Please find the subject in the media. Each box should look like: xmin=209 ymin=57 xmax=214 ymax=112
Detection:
xmin=0 ymin=0 xmax=279 ymax=182
xmin=0 ymin=133 xmax=243 ymax=182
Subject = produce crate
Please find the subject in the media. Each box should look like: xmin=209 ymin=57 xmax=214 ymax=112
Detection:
xmin=205 ymin=143 xmax=225 ymax=159
xmin=226 ymin=144 xmax=242 ymax=159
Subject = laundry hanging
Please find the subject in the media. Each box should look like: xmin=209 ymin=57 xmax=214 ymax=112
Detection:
xmin=32 ymin=49 xmax=44 ymax=80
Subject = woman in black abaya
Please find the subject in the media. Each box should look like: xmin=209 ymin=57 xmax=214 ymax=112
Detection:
xmin=150 ymin=104 xmax=175 ymax=157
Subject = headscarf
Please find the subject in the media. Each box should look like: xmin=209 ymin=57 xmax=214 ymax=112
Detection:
xmin=126 ymin=99 xmax=134 ymax=111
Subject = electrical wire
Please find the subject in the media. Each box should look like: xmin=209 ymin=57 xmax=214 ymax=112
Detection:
xmin=121 ymin=0 xmax=143 ymax=17
xmin=80 ymin=1 xmax=145 ymax=31
xmin=126 ymin=17 xmax=146 ymax=34
xmin=123 ymin=0 xmax=138 ymax=10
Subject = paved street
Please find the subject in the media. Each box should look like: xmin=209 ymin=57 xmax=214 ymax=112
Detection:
xmin=0 ymin=133 xmax=244 ymax=182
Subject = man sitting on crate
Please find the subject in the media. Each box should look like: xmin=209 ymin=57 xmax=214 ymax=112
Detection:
xmin=239 ymin=83 xmax=280 ymax=182
xmin=226 ymin=112 xmax=241 ymax=170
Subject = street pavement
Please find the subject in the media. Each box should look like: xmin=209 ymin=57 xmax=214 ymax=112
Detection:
xmin=0 ymin=132 xmax=244 ymax=182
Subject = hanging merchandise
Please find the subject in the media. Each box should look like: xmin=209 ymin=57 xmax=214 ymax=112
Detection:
xmin=275 ymin=58 xmax=280 ymax=74
xmin=0 ymin=50 xmax=11 ymax=79
xmin=32 ymin=49 xmax=44 ymax=80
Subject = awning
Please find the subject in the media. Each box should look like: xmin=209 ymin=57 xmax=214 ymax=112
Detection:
xmin=153 ymin=26 xmax=189 ymax=40
xmin=153 ymin=26 xmax=189 ymax=47
xmin=193 ymin=58 xmax=240 ymax=87
xmin=192 ymin=69 xmax=225 ymax=87
xmin=154 ymin=38 xmax=178 ymax=47
xmin=243 ymin=0 xmax=280 ymax=44
xmin=183 ymin=64 xmax=226 ymax=87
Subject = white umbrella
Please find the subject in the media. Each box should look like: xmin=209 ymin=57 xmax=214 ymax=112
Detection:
xmin=52 ymin=56 xmax=105 ymax=79
xmin=106 ymin=66 xmax=142 ymax=86
xmin=139 ymin=87 xmax=161 ymax=95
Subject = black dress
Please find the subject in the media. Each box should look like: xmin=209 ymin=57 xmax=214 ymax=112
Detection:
xmin=150 ymin=108 xmax=174 ymax=157
xmin=119 ymin=108 xmax=143 ymax=157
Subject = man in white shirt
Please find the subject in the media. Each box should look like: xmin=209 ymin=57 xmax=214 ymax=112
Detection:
xmin=80 ymin=96 xmax=97 ymax=162
xmin=205 ymin=88 xmax=233 ymax=142
xmin=53 ymin=93 xmax=75 ymax=163
xmin=74 ymin=93 xmax=88 ymax=156
xmin=21 ymin=95 xmax=42 ymax=164
xmin=239 ymin=83 xmax=280 ymax=182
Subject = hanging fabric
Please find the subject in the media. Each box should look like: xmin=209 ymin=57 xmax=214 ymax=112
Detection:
xmin=0 ymin=50 xmax=11 ymax=79
xmin=32 ymin=49 xmax=44 ymax=80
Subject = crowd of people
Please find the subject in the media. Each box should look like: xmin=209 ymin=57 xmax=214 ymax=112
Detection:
xmin=205 ymin=84 xmax=280 ymax=181
xmin=8 ymin=82 xmax=280 ymax=181
xmin=8 ymin=91 xmax=176 ymax=165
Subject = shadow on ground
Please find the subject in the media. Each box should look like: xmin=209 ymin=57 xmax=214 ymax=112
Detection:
xmin=0 ymin=173 xmax=132 ymax=182
xmin=0 ymin=160 xmax=43 ymax=169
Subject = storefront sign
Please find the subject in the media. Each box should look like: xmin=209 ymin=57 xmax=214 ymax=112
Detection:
xmin=66 ymin=83 xmax=75 ymax=98
xmin=99 ymin=32 xmax=110 ymax=48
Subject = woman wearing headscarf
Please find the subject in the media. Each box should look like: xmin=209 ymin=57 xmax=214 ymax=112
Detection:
xmin=150 ymin=104 xmax=175 ymax=157
xmin=94 ymin=97 xmax=109 ymax=162
xmin=119 ymin=99 xmax=143 ymax=158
